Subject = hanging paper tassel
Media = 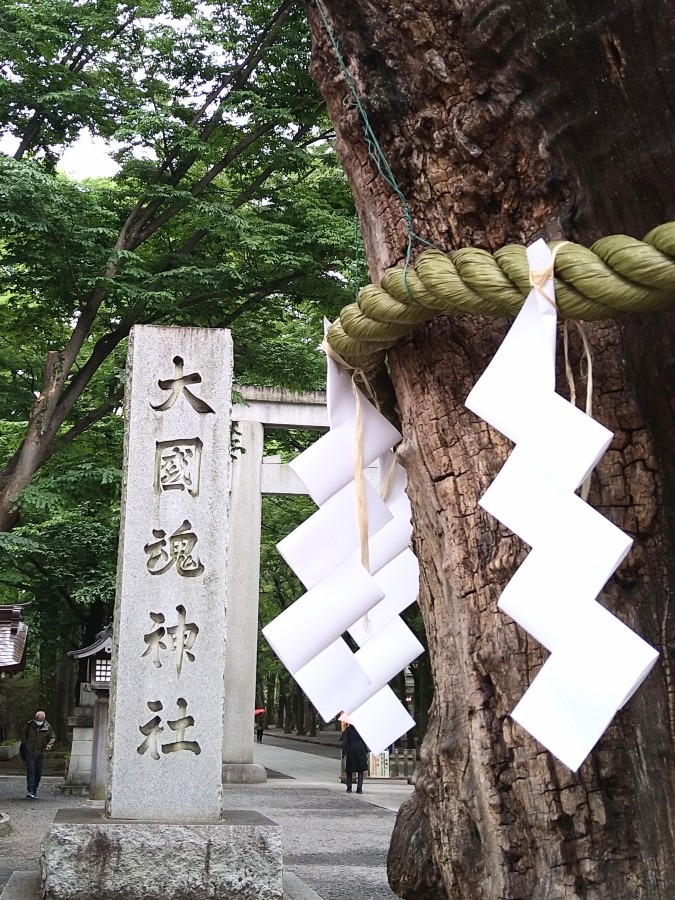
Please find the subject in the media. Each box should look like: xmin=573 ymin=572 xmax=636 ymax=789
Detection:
xmin=465 ymin=239 xmax=658 ymax=771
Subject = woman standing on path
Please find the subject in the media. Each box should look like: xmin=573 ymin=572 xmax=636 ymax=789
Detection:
xmin=340 ymin=723 xmax=368 ymax=794
xmin=255 ymin=709 xmax=267 ymax=743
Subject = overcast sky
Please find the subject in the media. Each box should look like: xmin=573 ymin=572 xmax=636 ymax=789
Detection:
xmin=1 ymin=130 xmax=121 ymax=179
xmin=59 ymin=132 xmax=121 ymax=179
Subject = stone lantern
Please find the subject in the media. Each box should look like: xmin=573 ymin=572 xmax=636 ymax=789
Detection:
xmin=66 ymin=625 xmax=112 ymax=801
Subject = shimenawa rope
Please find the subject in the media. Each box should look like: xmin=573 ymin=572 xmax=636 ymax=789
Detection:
xmin=325 ymin=223 xmax=675 ymax=369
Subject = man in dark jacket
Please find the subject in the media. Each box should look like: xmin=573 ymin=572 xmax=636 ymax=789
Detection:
xmin=21 ymin=710 xmax=55 ymax=799
xmin=340 ymin=724 xmax=369 ymax=794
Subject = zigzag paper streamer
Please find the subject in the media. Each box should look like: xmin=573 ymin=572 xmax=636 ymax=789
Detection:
xmin=466 ymin=238 xmax=658 ymax=771
xmin=263 ymin=357 xmax=422 ymax=753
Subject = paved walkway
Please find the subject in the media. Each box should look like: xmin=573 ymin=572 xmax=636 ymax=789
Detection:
xmin=0 ymin=775 xmax=81 ymax=896
xmin=0 ymin=733 xmax=414 ymax=900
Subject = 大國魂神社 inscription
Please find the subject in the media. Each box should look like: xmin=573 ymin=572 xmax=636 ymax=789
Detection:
xmin=137 ymin=697 xmax=201 ymax=760
xmin=144 ymin=520 xmax=205 ymax=577
xmin=151 ymin=355 xmax=215 ymax=415
xmin=142 ymin=605 xmax=199 ymax=675
xmin=108 ymin=326 xmax=232 ymax=822
xmin=155 ymin=438 xmax=203 ymax=496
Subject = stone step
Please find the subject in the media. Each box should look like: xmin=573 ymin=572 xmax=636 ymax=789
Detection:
xmin=66 ymin=714 xmax=93 ymax=728
xmin=42 ymin=807 xmax=283 ymax=900
xmin=0 ymin=869 xmax=317 ymax=900
xmin=0 ymin=872 xmax=40 ymax=900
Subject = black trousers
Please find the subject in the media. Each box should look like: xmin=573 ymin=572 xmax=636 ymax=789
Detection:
xmin=25 ymin=750 xmax=44 ymax=795
xmin=346 ymin=769 xmax=363 ymax=791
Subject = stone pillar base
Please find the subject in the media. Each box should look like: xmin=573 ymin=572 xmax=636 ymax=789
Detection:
xmin=58 ymin=784 xmax=90 ymax=797
xmin=41 ymin=808 xmax=282 ymax=900
xmin=222 ymin=762 xmax=267 ymax=784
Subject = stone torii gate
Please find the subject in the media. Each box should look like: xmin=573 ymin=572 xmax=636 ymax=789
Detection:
xmin=222 ymin=385 xmax=328 ymax=782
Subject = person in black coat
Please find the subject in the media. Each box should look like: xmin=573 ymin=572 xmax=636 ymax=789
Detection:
xmin=254 ymin=710 xmax=267 ymax=743
xmin=340 ymin=724 xmax=368 ymax=793
xmin=21 ymin=711 xmax=55 ymax=799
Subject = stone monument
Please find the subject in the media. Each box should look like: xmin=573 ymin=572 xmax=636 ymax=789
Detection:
xmin=41 ymin=326 xmax=282 ymax=900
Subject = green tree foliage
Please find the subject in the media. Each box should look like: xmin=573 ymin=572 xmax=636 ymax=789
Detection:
xmin=0 ymin=415 xmax=122 ymax=672
xmin=0 ymin=670 xmax=39 ymax=740
xmin=0 ymin=0 xmax=358 ymax=534
xmin=0 ymin=0 xmax=361 ymax=700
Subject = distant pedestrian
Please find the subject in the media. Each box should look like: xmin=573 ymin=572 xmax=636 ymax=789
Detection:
xmin=255 ymin=709 xmax=267 ymax=743
xmin=20 ymin=711 xmax=55 ymax=799
xmin=340 ymin=723 xmax=368 ymax=794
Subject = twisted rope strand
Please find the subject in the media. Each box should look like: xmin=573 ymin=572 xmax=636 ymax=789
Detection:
xmin=326 ymin=222 xmax=675 ymax=368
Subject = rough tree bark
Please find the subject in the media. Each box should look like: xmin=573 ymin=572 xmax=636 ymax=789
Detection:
xmin=306 ymin=2 xmax=675 ymax=898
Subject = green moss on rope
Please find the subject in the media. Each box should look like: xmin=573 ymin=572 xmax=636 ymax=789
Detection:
xmin=326 ymin=222 xmax=675 ymax=369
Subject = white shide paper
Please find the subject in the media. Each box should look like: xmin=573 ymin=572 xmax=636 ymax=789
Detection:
xmin=263 ymin=355 xmax=422 ymax=751
xmin=465 ymin=238 xmax=658 ymax=771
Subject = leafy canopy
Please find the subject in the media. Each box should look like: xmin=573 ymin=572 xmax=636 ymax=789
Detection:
xmin=0 ymin=1 xmax=364 ymax=658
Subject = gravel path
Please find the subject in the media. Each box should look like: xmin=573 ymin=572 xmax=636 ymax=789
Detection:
xmin=0 ymin=776 xmax=87 ymax=892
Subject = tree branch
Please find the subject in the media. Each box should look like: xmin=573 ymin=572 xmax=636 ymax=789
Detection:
xmin=13 ymin=11 xmax=138 ymax=157
xmin=57 ymin=395 xmax=123 ymax=448
xmin=14 ymin=111 xmax=44 ymax=160
xmin=133 ymin=115 xmax=316 ymax=250
xmin=55 ymin=299 xmax=146 ymax=427
xmin=65 ymin=13 xmax=136 ymax=74
xmin=134 ymin=121 xmax=278 ymax=245
xmin=146 ymin=0 xmax=298 ymax=189
xmin=220 ymin=273 xmax=306 ymax=326
xmin=27 ymin=554 xmax=84 ymax=618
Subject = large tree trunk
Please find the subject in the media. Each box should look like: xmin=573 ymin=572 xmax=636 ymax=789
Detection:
xmin=306 ymin=1 xmax=675 ymax=897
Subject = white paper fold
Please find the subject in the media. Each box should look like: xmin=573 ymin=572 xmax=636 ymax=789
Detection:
xmin=465 ymin=237 xmax=659 ymax=770
xmin=265 ymin=356 xmax=423 ymax=754
xmin=262 ymin=555 xmax=385 ymax=674
xmin=292 ymin=639 xmax=373 ymax=721
xmin=512 ymin=603 xmax=658 ymax=771
xmin=480 ymin=451 xmax=632 ymax=568
xmin=276 ymin=478 xmax=392 ymax=589
xmin=290 ymin=357 xmax=402 ymax=505
xmin=349 ymin=549 xmax=419 ymax=647
xmin=465 ymin=240 xmax=557 ymax=442
xmin=293 ymin=616 xmax=423 ymax=722
xmin=348 ymin=687 xmax=416 ymax=755
xmin=514 ymin=392 xmax=613 ymax=491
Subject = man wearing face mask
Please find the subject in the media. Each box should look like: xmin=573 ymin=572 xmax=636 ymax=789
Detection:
xmin=20 ymin=710 xmax=55 ymax=799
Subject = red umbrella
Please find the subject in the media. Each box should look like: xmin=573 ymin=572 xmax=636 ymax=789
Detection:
xmin=254 ymin=708 xmax=266 ymax=715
